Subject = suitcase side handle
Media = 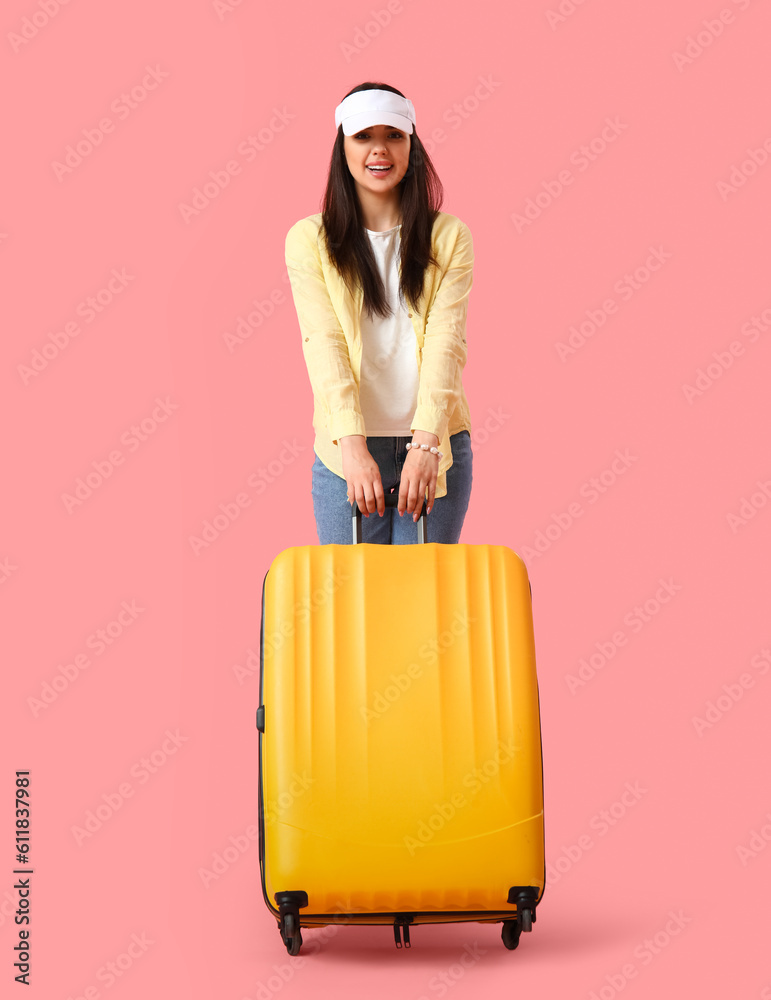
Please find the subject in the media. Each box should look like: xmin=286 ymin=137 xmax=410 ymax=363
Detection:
xmin=351 ymin=493 xmax=428 ymax=544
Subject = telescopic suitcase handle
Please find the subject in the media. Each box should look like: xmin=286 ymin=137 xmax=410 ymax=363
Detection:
xmin=351 ymin=493 xmax=428 ymax=544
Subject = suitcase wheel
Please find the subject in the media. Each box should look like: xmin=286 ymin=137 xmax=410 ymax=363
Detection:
xmin=280 ymin=912 xmax=303 ymax=956
xmin=275 ymin=891 xmax=308 ymax=956
xmin=501 ymin=920 xmax=521 ymax=950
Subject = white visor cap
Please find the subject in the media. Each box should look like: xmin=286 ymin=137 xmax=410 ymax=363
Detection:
xmin=334 ymin=89 xmax=416 ymax=136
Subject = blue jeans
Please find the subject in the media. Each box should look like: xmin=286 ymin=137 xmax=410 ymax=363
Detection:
xmin=311 ymin=431 xmax=473 ymax=544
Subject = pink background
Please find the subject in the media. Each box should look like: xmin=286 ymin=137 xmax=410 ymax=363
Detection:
xmin=4 ymin=0 xmax=770 ymax=997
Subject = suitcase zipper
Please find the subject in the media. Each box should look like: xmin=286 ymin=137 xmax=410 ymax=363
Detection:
xmin=393 ymin=914 xmax=413 ymax=948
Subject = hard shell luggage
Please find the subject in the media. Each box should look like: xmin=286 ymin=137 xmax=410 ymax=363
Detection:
xmin=256 ymin=494 xmax=544 ymax=954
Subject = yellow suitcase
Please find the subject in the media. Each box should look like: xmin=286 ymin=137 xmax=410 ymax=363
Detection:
xmin=256 ymin=495 xmax=544 ymax=954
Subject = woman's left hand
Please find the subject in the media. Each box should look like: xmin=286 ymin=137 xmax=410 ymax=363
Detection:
xmin=398 ymin=430 xmax=440 ymax=520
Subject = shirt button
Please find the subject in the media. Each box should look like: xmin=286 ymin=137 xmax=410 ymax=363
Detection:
xmin=408 ymin=312 xmax=413 ymax=317
xmin=305 ymin=337 xmax=309 ymax=341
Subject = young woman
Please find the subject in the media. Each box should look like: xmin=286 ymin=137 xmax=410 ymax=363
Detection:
xmin=285 ymin=81 xmax=474 ymax=544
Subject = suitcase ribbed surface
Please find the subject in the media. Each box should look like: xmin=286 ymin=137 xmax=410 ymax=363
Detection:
xmin=260 ymin=542 xmax=543 ymax=918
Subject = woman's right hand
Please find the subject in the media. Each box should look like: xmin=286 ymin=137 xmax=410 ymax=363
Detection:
xmin=340 ymin=435 xmax=385 ymax=517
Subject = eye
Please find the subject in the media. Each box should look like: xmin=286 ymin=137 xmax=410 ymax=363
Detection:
xmin=353 ymin=131 xmax=405 ymax=140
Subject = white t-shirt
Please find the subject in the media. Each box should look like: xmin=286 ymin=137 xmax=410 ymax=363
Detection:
xmin=357 ymin=225 xmax=419 ymax=436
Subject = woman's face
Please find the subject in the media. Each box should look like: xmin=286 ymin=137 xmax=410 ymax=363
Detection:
xmin=343 ymin=123 xmax=411 ymax=199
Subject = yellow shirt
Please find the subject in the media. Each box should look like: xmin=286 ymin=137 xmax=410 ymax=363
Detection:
xmin=285 ymin=211 xmax=473 ymax=499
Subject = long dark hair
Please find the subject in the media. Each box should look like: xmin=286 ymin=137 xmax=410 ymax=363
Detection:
xmin=321 ymin=82 xmax=444 ymax=318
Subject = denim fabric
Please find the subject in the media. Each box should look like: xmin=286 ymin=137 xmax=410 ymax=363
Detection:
xmin=311 ymin=431 xmax=473 ymax=545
